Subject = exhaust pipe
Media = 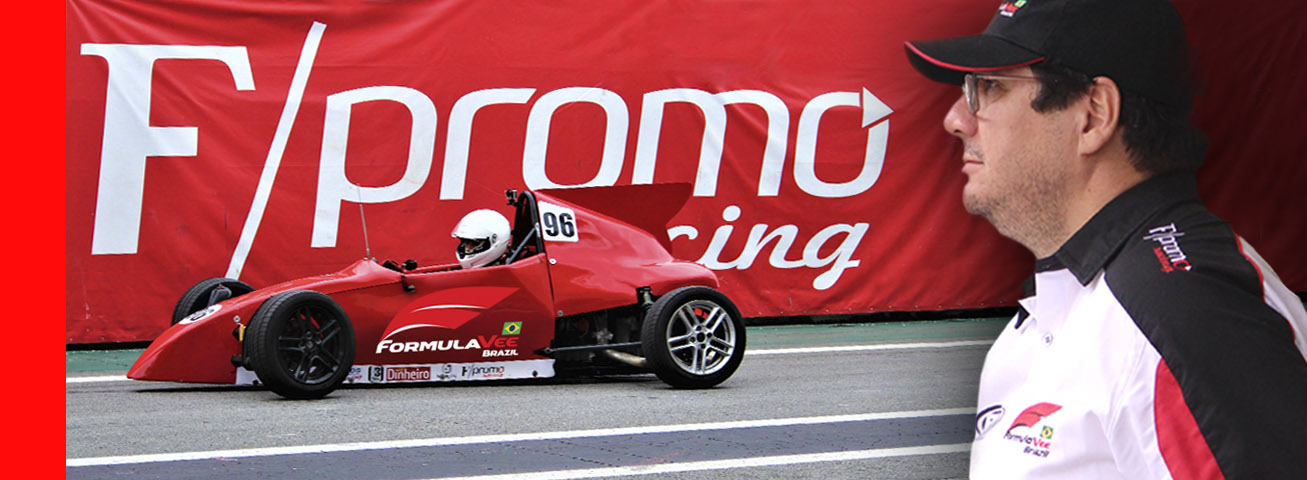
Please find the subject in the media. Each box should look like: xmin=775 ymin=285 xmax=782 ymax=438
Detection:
xmin=600 ymin=349 xmax=648 ymax=370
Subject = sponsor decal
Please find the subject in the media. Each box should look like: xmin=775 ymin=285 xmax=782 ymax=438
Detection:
xmin=1001 ymin=402 xmax=1062 ymax=458
xmin=482 ymin=332 xmax=519 ymax=357
xmin=346 ymin=366 xmax=366 ymax=383
xmin=1144 ymin=223 xmax=1192 ymax=272
xmin=976 ymin=405 xmax=1006 ymax=438
xmin=998 ymin=0 xmax=1027 ymax=17
xmin=179 ymin=304 xmax=222 ymax=324
xmin=502 ymin=322 xmax=522 ymax=335
xmin=376 ymin=334 xmax=520 ymax=355
xmin=385 ymin=366 xmax=433 ymax=382
xmin=346 ymin=360 xmax=554 ymax=383
xmin=377 ymin=338 xmax=481 ymax=354
xmin=462 ymin=364 xmax=507 ymax=379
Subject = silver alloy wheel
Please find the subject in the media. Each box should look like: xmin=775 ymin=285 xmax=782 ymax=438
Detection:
xmin=664 ymin=299 xmax=736 ymax=375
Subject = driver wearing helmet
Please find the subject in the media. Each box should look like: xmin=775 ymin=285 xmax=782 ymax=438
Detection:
xmin=452 ymin=209 xmax=512 ymax=269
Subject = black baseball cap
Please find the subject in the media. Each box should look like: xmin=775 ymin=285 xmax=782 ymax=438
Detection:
xmin=904 ymin=0 xmax=1192 ymax=109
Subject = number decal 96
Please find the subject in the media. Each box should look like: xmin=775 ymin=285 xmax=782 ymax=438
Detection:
xmin=537 ymin=201 xmax=579 ymax=242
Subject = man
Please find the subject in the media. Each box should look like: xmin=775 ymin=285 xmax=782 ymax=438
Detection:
xmin=903 ymin=0 xmax=1307 ymax=478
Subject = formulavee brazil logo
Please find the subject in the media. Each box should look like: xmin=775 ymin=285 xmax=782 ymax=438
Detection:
xmin=1002 ymin=402 xmax=1062 ymax=458
xmin=1007 ymin=402 xmax=1061 ymax=432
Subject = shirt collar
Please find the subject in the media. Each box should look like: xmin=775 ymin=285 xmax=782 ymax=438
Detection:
xmin=1034 ymin=171 xmax=1200 ymax=285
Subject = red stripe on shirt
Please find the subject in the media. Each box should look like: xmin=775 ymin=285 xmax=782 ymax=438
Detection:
xmin=1154 ymin=360 xmax=1224 ymax=480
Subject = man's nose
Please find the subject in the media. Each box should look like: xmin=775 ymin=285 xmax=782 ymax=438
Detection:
xmin=942 ymin=94 xmax=975 ymax=139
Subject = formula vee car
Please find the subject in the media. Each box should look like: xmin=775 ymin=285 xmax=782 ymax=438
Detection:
xmin=128 ymin=183 xmax=746 ymax=399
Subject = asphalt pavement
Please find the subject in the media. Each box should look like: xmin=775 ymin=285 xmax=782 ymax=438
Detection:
xmin=67 ymin=317 xmax=1005 ymax=479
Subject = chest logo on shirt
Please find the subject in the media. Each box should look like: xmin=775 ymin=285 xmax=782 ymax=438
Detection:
xmin=1144 ymin=223 xmax=1192 ymax=272
xmin=1001 ymin=402 xmax=1062 ymax=458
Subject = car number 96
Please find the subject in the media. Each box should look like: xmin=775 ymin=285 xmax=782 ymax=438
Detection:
xmin=537 ymin=201 xmax=579 ymax=242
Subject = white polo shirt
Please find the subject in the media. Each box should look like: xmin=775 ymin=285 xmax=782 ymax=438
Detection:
xmin=970 ymin=173 xmax=1307 ymax=479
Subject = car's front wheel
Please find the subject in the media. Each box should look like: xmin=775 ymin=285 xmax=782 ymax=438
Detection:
xmin=172 ymin=277 xmax=254 ymax=325
xmin=244 ymin=290 xmax=355 ymax=399
xmin=640 ymin=286 xmax=746 ymax=388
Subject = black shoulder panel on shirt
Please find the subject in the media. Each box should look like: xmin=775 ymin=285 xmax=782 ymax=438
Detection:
xmin=1104 ymin=202 xmax=1307 ymax=478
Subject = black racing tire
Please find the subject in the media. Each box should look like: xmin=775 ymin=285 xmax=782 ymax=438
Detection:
xmin=244 ymin=290 xmax=355 ymax=399
xmin=640 ymin=286 xmax=746 ymax=389
xmin=172 ymin=277 xmax=255 ymax=325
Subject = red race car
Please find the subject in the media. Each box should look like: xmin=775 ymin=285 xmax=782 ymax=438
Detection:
xmin=128 ymin=184 xmax=747 ymax=399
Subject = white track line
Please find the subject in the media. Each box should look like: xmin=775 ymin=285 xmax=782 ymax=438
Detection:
xmin=66 ymin=407 xmax=972 ymax=467
xmin=746 ymin=339 xmax=993 ymax=355
xmin=66 ymin=375 xmax=128 ymax=384
xmin=65 ymin=339 xmax=993 ymax=385
xmin=420 ymin=443 xmax=972 ymax=480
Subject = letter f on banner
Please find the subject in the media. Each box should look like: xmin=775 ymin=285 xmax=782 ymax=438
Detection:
xmin=82 ymin=44 xmax=255 ymax=255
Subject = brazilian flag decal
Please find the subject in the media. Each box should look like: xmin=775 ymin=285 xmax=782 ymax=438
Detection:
xmin=502 ymin=322 xmax=522 ymax=335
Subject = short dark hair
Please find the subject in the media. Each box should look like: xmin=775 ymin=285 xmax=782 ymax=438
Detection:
xmin=1029 ymin=61 xmax=1207 ymax=175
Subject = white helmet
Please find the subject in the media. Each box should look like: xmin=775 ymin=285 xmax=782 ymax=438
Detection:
xmin=452 ymin=209 xmax=511 ymax=268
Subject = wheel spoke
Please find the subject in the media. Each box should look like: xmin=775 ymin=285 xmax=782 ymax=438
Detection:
xmin=669 ymin=342 xmax=696 ymax=353
xmin=293 ymin=354 xmax=312 ymax=381
xmin=292 ymin=309 xmax=311 ymax=329
xmin=316 ymin=348 xmax=340 ymax=370
xmin=317 ymin=320 xmax=339 ymax=343
xmin=277 ymin=337 xmax=302 ymax=352
xmin=668 ymin=332 xmax=695 ymax=344
xmin=708 ymin=343 xmax=732 ymax=356
xmin=301 ymin=311 xmax=321 ymax=332
xmin=674 ymin=306 xmax=698 ymax=331
xmin=708 ymin=333 xmax=730 ymax=346
xmin=704 ymin=307 xmax=726 ymax=332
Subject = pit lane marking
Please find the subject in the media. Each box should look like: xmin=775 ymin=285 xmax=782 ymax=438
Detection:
xmin=414 ymin=443 xmax=971 ymax=480
xmin=66 ymin=407 xmax=972 ymax=467
xmin=64 ymin=339 xmax=993 ymax=385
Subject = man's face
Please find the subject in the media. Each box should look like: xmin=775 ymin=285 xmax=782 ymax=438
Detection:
xmin=943 ymin=67 xmax=1079 ymax=238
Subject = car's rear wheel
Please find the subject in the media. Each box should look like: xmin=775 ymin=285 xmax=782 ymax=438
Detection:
xmin=640 ymin=286 xmax=746 ymax=388
xmin=172 ymin=277 xmax=255 ymax=325
xmin=244 ymin=290 xmax=355 ymax=399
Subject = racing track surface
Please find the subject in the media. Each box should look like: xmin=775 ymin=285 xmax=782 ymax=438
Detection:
xmin=66 ymin=318 xmax=1005 ymax=479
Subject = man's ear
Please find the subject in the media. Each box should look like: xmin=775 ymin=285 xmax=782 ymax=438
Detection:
xmin=1078 ymin=76 xmax=1122 ymax=156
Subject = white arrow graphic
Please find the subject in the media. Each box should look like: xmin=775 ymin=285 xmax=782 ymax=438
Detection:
xmin=794 ymin=88 xmax=892 ymax=198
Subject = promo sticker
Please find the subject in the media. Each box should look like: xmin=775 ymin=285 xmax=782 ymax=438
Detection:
xmin=537 ymin=201 xmax=579 ymax=242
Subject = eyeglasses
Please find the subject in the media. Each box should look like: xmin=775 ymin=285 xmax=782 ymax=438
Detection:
xmin=963 ymin=73 xmax=1041 ymax=115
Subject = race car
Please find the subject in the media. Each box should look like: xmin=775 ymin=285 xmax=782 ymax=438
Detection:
xmin=127 ymin=183 xmax=746 ymax=399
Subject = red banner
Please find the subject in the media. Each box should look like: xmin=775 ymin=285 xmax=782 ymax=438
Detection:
xmin=66 ymin=0 xmax=1306 ymax=344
